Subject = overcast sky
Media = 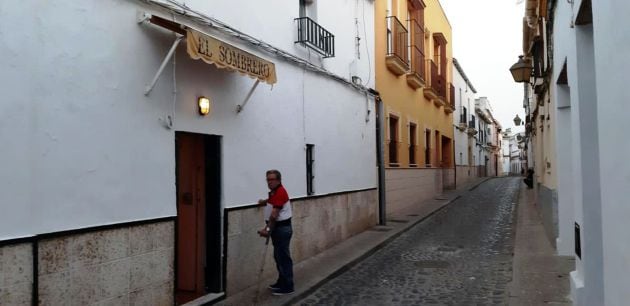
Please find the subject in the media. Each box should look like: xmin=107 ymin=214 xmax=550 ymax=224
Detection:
xmin=440 ymin=0 xmax=526 ymax=133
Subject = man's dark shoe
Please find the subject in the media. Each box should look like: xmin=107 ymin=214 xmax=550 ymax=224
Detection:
xmin=271 ymin=288 xmax=294 ymax=296
xmin=268 ymin=283 xmax=281 ymax=290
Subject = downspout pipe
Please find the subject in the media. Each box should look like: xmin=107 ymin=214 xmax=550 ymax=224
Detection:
xmin=371 ymin=88 xmax=387 ymax=226
xmin=453 ymin=139 xmax=457 ymax=188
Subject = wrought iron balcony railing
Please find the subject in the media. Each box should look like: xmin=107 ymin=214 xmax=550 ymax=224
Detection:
xmin=435 ymin=72 xmax=446 ymax=99
xmin=386 ymin=16 xmax=408 ymax=64
xmin=427 ymin=59 xmax=445 ymax=96
xmin=295 ymin=17 xmax=335 ymax=58
xmin=409 ymin=19 xmax=425 ymax=79
xmin=449 ymin=83 xmax=455 ymax=109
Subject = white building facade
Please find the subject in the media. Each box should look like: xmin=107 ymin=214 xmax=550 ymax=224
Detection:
xmin=553 ymin=1 xmax=630 ymax=305
xmin=452 ymin=59 xmax=479 ymax=185
xmin=501 ymin=130 xmax=525 ymax=175
xmin=518 ymin=0 xmax=630 ymax=305
xmin=474 ymin=97 xmax=499 ymax=177
xmin=0 ymin=0 xmax=378 ymax=304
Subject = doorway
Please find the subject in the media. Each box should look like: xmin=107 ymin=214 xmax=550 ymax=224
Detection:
xmin=434 ymin=130 xmax=440 ymax=167
xmin=175 ymin=132 xmax=223 ymax=305
xmin=441 ymin=136 xmax=453 ymax=189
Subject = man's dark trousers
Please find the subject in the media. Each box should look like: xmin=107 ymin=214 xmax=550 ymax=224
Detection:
xmin=271 ymin=223 xmax=294 ymax=290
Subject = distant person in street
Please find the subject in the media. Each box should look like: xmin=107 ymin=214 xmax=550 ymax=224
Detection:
xmin=257 ymin=169 xmax=294 ymax=295
xmin=524 ymin=168 xmax=534 ymax=189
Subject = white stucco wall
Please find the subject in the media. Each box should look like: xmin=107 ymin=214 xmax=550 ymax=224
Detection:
xmin=474 ymin=97 xmax=495 ymax=170
xmin=592 ymin=2 xmax=630 ymax=305
xmin=0 ymin=0 xmax=376 ymax=239
xmin=182 ymin=0 xmax=375 ymax=90
xmin=452 ymin=61 xmax=476 ymax=167
xmin=501 ymin=134 xmax=511 ymax=174
xmin=551 ymin=0 xmax=606 ymax=304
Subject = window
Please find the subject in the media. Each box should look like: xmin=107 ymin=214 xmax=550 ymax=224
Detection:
xmin=435 ymin=130 xmax=440 ymax=167
xmin=433 ymin=38 xmax=441 ymax=71
xmin=409 ymin=123 xmax=417 ymax=165
xmin=386 ymin=16 xmax=408 ymax=64
xmin=296 ymin=0 xmax=334 ymax=57
xmin=425 ymin=129 xmax=431 ymax=166
xmin=433 ymin=33 xmax=447 ymax=76
xmin=461 ymin=107 xmax=467 ymax=124
xmin=306 ymin=144 xmax=315 ymax=195
xmin=389 ymin=116 xmax=399 ymax=165
xmin=407 ymin=0 xmax=425 ymax=78
xmin=299 ymin=0 xmax=317 ymax=20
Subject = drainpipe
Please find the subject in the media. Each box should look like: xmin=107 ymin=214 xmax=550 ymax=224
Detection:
xmin=453 ymin=139 xmax=456 ymax=189
xmin=371 ymin=89 xmax=386 ymax=226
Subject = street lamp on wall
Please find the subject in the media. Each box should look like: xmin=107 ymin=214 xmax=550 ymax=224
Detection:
xmin=513 ymin=114 xmax=522 ymax=126
xmin=198 ymin=96 xmax=211 ymax=116
xmin=509 ymin=56 xmax=533 ymax=83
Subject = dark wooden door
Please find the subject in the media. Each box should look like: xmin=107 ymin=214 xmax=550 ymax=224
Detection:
xmin=176 ymin=133 xmax=206 ymax=304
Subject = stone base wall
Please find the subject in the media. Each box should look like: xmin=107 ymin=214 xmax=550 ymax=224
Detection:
xmin=39 ymin=220 xmax=174 ymax=306
xmin=385 ymin=168 xmax=442 ymax=214
xmin=442 ymin=168 xmax=456 ymax=190
xmin=456 ymin=165 xmax=478 ymax=186
xmin=0 ymin=243 xmax=33 ymax=306
xmin=225 ymin=189 xmax=378 ymax=293
xmin=38 ymin=220 xmax=174 ymax=306
xmin=0 ymin=219 xmax=175 ymax=306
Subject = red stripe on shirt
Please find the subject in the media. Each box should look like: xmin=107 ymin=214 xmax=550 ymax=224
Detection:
xmin=268 ymin=185 xmax=289 ymax=208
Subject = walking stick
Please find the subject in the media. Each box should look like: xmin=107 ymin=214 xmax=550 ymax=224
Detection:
xmin=252 ymin=235 xmax=271 ymax=305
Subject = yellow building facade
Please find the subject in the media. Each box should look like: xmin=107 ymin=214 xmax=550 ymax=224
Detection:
xmin=375 ymin=0 xmax=454 ymax=169
xmin=375 ymin=0 xmax=455 ymax=214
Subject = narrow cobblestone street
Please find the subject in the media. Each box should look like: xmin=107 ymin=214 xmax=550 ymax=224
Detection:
xmin=296 ymin=177 xmax=520 ymax=305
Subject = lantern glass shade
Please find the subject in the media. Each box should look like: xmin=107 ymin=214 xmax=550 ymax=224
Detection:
xmin=514 ymin=114 xmax=522 ymax=126
xmin=198 ymin=97 xmax=211 ymax=116
xmin=510 ymin=56 xmax=533 ymax=83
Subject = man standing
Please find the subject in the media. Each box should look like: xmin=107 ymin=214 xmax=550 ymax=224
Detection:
xmin=257 ymin=169 xmax=294 ymax=295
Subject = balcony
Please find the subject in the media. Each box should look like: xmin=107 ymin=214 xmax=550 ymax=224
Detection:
xmin=386 ymin=16 xmax=409 ymax=76
xmin=434 ymin=72 xmax=447 ymax=107
xmin=444 ymin=83 xmax=455 ymax=113
xmin=457 ymin=115 xmax=467 ymax=131
xmin=406 ymin=19 xmax=425 ymax=89
xmin=467 ymin=118 xmax=477 ymax=135
xmin=295 ymin=17 xmax=335 ymax=58
xmin=423 ymin=59 xmax=438 ymax=101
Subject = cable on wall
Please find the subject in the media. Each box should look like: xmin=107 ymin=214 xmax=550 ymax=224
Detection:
xmin=361 ymin=0 xmax=372 ymax=86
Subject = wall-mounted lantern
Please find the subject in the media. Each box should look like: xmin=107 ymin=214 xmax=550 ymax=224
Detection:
xmin=513 ymin=114 xmax=522 ymax=126
xmin=509 ymin=55 xmax=533 ymax=83
xmin=198 ymin=96 xmax=211 ymax=116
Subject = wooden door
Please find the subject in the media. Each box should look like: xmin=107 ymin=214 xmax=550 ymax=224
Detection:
xmin=176 ymin=133 xmax=206 ymax=304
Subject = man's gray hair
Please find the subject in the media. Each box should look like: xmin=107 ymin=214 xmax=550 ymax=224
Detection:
xmin=266 ymin=169 xmax=282 ymax=181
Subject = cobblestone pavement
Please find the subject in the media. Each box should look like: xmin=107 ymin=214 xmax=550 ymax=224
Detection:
xmin=295 ymin=177 xmax=520 ymax=306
